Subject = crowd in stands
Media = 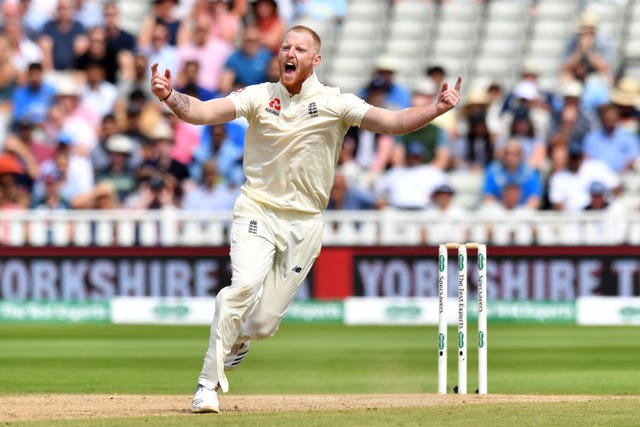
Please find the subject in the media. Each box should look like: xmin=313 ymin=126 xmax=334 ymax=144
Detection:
xmin=0 ymin=0 xmax=638 ymax=220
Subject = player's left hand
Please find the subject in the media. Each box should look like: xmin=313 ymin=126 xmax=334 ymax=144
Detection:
xmin=436 ymin=76 xmax=462 ymax=114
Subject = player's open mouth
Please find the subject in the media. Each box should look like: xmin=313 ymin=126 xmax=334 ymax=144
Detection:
xmin=284 ymin=62 xmax=296 ymax=76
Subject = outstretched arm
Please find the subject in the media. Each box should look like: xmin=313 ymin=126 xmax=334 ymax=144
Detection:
xmin=150 ymin=63 xmax=236 ymax=125
xmin=361 ymin=77 xmax=462 ymax=135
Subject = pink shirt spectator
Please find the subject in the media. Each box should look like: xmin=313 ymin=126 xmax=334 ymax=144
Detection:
xmin=178 ymin=38 xmax=233 ymax=92
xmin=171 ymin=120 xmax=201 ymax=165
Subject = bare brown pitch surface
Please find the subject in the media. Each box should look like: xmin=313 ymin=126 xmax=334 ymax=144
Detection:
xmin=1 ymin=394 xmax=639 ymax=422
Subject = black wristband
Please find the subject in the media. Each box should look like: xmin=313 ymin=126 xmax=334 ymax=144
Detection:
xmin=159 ymin=88 xmax=173 ymax=102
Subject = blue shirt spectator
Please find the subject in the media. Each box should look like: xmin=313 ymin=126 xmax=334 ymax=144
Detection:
xmin=190 ymin=124 xmax=245 ymax=186
xmin=220 ymin=26 xmax=272 ymax=94
xmin=39 ymin=0 xmax=87 ymax=71
xmin=583 ymin=104 xmax=640 ymax=173
xmin=483 ymin=140 xmax=543 ymax=209
xmin=12 ymin=63 xmax=56 ymax=124
xmin=359 ymin=56 xmax=411 ymax=110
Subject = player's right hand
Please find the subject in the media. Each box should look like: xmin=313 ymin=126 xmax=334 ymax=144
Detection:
xmin=150 ymin=63 xmax=172 ymax=100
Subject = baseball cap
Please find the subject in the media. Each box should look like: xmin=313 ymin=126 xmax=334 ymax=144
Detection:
xmin=413 ymin=78 xmax=437 ymax=96
xmin=512 ymin=80 xmax=538 ymax=101
xmin=367 ymin=77 xmax=390 ymax=92
xmin=589 ymin=181 xmax=608 ymax=195
xmin=562 ymin=80 xmax=583 ymax=98
xmin=105 ymin=134 xmax=134 ymax=154
xmin=433 ymin=184 xmax=455 ymax=195
xmin=374 ymin=55 xmax=399 ymax=72
xmin=406 ymin=142 xmax=426 ymax=157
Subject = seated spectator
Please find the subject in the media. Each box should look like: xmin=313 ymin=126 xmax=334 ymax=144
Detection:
xmin=609 ymin=77 xmax=639 ymax=134
xmin=11 ymin=62 xmax=56 ymax=125
xmin=428 ymin=183 xmax=465 ymax=217
xmin=117 ymin=53 xmax=155 ymax=107
xmin=499 ymin=80 xmax=550 ymax=141
xmin=138 ymin=0 xmax=181 ymax=48
xmin=160 ymin=104 xmax=201 ymax=166
xmin=79 ymin=60 xmax=118 ymax=119
xmin=583 ymin=104 xmax=640 ymax=173
xmin=124 ymin=171 xmax=177 ymax=210
xmin=177 ymin=16 xmax=233 ymax=94
xmin=30 ymin=169 xmax=69 ymax=210
xmin=0 ymin=152 xmax=30 ymax=213
xmin=253 ymin=0 xmax=286 ymax=55
xmin=140 ymin=22 xmax=180 ymax=79
xmin=219 ymin=25 xmax=272 ymax=94
xmin=92 ymin=114 xmax=141 ymax=173
xmin=73 ymin=0 xmax=105 ymax=29
xmin=74 ymin=26 xmax=119 ymax=84
xmin=38 ymin=0 xmax=88 ymax=71
xmin=35 ymin=136 xmax=94 ymax=206
xmin=547 ymin=143 xmax=620 ymax=212
xmin=7 ymin=118 xmax=54 ymax=165
xmin=182 ymin=160 xmax=240 ymax=211
xmin=0 ymin=36 xmax=20 ymax=120
xmin=3 ymin=17 xmax=42 ymax=74
xmin=425 ymin=65 xmax=446 ymax=90
xmin=584 ymin=181 xmax=617 ymax=211
xmin=549 ymin=79 xmax=592 ymax=150
xmin=2 ymin=123 xmax=41 ymax=189
xmin=95 ymin=134 xmax=136 ymax=203
xmin=190 ymin=123 xmax=244 ymax=186
xmin=177 ymin=60 xmax=219 ymax=101
xmin=496 ymin=112 xmax=546 ymax=170
xmin=327 ymin=170 xmax=375 ymax=210
xmin=374 ymin=142 xmax=447 ymax=210
xmin=72 ymin=180 xmax=120 ymax=209
xmin=360 ymin=55 xmax=411 ymax=111
xmin=452 ymin=90 xmax=494 ymax=171
xmin=103 ymin=2 xmax=136 ymax=54
xmin=395 ymin=78 xmax=450 ymax=170
xmin=424 ymin=183 xmax=467 ymax=245
xmin=178 ymin=0 xmax=246 ymax=46
xmin=502 ymin=60 xmax=554 ymax=115
xmin=482 ymin=139 xmax=542 ymax=210
xmin=562 ymin=11 xmax=613 ymax=83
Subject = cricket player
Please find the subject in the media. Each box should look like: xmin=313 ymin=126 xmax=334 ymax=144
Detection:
xmin=150 ymin=25 xmax=461 ymax=413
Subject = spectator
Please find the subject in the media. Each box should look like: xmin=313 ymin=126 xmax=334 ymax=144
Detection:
xmin=140 ymin=22 xmax=180 ymax=79
xmin=327 ymin=170 xmax=375 ymax=210
xmin=124 ymin=171 xmax=177 ymax=210
xmin=395 ymin=78 xmax=450 ymax=170
xmin=496 ymin=112 xmax=546 ymax=170
xmin=583 ymin=104 xmax=640 ymax=173
xmin=72 ymin=180 xmax=121 ymax=209
xmin=74 ymin=26 xmax=119 ymax=84
xmin=35 ymin=136 xmax=94 ymax=206
xmin=138 ymin=0 xmax=181 ymax=48
xmin=424 ymin=183 xmax=467 ymax=245
xmin=253 ymin=0 xmax=286 ymax=55
xmin=30 ymin=168 xmax=69 ymax=210
xmin=38 ymin=0 xmax=88 ymax=71
xmin=426 ymin=65 xmax=446 ymax=90
xmin=0 ymin=36 xmax=20 ymax=122
xmin=117 ymin=53 xmax=155 ymax=107
xmin=562 ymin=11 xmax=613 ymax=83
xmin=95 ymin=134 xmax=136 ymax=203
xmin=177 ymin=16 xmax=233 ymax=93
xmin=500 ymin=80 xmax=550 ymax=141
xmin=177 ymin=60 xmax=219 ymax=101
xmin=103 ymin=1 xmax=136 ymax=54
xmin=360 ymin=55 xmax=411 ymax=110
xmin=584 ymin=181 xmax=616 ymax=211
xmin=0 ymin=152 xmax=30 ymax=209
xmin=342 ymin=78 xmax=395 ymax=186
xmin=141 ymin=120 xmax=190 ymax=190
xmin=11 ymin=62 xmax=56 ymax=125
xmin=547 ymin=143 xmax=620 ymax=212
xmin=21 ymin=0 xmax=56 ymax=39
xmin=609 ymin=77 xmax=639 ymax=134
xmin=3 ymin=122 xmax=41 ymax=187
xmin=219 ymin=25 xmax=272 ymax=94
xmin=92 ymin=114 xmax=141 ymax=173
xmin=182 ymin=160 xmax=239 ymax=210
xmin=482 ymin=139 xmax=543 ymax=210
xmin=178 ymin=0 xmax=247 ymax=46
xmin=502 ymin=60 xmax=554 ymax=115
xmin=79 ymin=59 xmax=118 ymax=119
xmin=549 ymin=79 xmax=592 ymax=150
xmin=265 ymin=56 xmax=279 ymax=83
xmin=3 ymin=17 xmax=42 ymax=74
xmin=451 ymin=89 xmax=494 ymax=171
xmin=485 ymin=81 xmax=504 ymax=136
xmin=7 ymin=119 xmax=54 ymax=165
xmin=374 ymin=142 xmax=448 ymax=210
xmin=190 ymin=123 xmax=244 ymax=186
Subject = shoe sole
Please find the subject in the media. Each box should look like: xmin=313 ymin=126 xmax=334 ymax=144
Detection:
xmin=191 ymin=405 xmax=220 ymax=414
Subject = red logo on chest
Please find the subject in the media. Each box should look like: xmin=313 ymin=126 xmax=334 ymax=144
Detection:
xmin=268 ymin=98 xmax=281 ymax=111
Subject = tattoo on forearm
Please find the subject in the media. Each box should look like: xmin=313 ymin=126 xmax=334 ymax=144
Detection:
xmin=169 ymin=91 xmax=190 ymax=117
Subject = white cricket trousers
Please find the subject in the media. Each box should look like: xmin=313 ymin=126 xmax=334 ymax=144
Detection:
xmin=198 ymin=194 xmax=324 ymax=392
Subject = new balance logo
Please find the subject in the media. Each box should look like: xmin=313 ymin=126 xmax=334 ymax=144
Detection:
xmin=308 ymin=102 xmax=318 ymax=118
xmin=292 ymin=266 xmax=302 ymax=273
xmin=265 ymin=97 xmax=281 ymax=116
xmin=248 ymin=220 xmax=258 ymax=234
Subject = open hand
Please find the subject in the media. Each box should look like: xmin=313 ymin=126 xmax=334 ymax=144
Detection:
xmin=436 ymin=76 xmax=462 ymax=114
xmin=150 ymin=63 xmax=172 ymax=100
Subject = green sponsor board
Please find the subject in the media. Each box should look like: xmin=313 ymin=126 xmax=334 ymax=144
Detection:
xmin=283 ymin=300 xmax=343 ymax=324
xmin=468 ymin=301 xmax=576 ymax=324
xmin=0 ymin=301 xmax=110 ymax=324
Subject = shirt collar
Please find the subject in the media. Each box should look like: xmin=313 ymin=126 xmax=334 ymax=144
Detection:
xmin=279 ymin=73 xmax=321 ymax=98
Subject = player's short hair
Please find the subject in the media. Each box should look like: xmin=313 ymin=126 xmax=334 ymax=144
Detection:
xmin=286 ymin=25 xmax=321 ymax=52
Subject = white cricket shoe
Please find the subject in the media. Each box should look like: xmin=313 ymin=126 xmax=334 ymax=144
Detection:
xmin=191 ymin=383 xmax=219 ymax=413
xmin=224 ymin=341 xmax=251 ymax=371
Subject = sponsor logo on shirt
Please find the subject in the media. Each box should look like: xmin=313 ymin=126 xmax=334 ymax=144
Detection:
xmin=265 ymin=97 xmax=281 ymax=116
xmin=308 ymin=102 xmax=318 ymax=118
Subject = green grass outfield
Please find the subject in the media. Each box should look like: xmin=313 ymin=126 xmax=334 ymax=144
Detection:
xmin=1 ymin=323 xmax=640 ymax=426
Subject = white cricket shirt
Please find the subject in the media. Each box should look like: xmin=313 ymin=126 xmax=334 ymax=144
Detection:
xmin=228 ymin=73 xmax=372 ymax=214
